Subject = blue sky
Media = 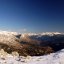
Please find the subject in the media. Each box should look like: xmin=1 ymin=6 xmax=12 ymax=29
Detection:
xmin=0 ymin=0 xmax=64 ymax=33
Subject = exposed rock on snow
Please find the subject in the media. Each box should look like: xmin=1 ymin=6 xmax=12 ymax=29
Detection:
xmin=0 ymin=49 xmax=63 ymax=64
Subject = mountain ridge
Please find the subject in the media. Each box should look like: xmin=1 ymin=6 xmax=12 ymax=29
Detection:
xmin=0 ymin=31 xmax=63 ymax=56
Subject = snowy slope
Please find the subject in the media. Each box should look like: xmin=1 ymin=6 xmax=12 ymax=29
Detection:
xmin=0 ymin=31 xmax=23 ymax=50
xmin=0 ymin=49 xmax=63 ymax=64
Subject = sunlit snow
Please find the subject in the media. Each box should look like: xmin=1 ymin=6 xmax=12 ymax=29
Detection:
xmin=0 ymin=49 xmax=63 ymax=64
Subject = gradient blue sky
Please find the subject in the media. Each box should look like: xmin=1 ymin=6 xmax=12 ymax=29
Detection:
xmin=0 ymin=0 xmax=64 ymax=33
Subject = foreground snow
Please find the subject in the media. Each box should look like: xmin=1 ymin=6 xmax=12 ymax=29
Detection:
xmin=0 ymin=49 xmax=64 ymax=64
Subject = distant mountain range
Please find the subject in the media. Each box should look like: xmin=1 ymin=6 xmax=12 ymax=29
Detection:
xmin=0 ymin=31 xmax=63 ymax=56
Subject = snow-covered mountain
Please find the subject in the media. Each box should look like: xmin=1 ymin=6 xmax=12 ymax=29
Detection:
xmin=20 ymin=32 xmax=64 ymax=42
xmin=0 ymin=31 xmax=22 ymax=49
xmin=21 ymin=32 xmax=64 ymax=37
xmin=19 ymin=32 xmax=64 ymax=54
xmin=0 ymin=31 xmax=64 ymax=63
xmin=0 ymin=31 xmax=63 ymax=50
xmin=21 ymin=32 xmax=64 ymax=44
xmin=0 ymin=31 xmax=63 ymax=55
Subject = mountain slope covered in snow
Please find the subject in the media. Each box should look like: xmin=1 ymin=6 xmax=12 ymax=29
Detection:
xmin=0 ymin=31 xmax=63 ymax=63
xmin=20 ymin=32 xmax=64 ymax=52
xmin=0 ymin=31 xmax=63 ymax=56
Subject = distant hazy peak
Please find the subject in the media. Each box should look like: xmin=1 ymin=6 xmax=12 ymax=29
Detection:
xmin=0 ymin=30 xmax=63 ymax=37
xmin=21 ymin=32 xmax=64 ymax=37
